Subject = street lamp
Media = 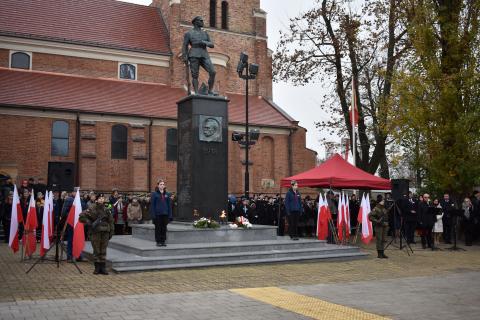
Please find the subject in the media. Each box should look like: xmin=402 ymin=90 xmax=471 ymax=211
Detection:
xmin=233 ymin=52 xmax=259 ymax=199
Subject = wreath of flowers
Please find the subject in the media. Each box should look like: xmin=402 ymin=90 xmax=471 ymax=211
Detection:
xmin=228 ymin=216 xmax=253 ymax=229
xmin=193 ymin=217 xmax=220 ymax=229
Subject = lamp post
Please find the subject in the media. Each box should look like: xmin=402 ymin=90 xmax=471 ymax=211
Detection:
xmin=234 ymin=52 xmax=259 ymax=199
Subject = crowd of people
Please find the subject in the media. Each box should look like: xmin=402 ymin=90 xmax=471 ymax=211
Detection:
xmin=1 ymin=177 xmax=480 ymax=254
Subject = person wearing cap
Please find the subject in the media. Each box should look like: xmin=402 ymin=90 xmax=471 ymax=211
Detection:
xmin=285 ymin=180 xmax=303 ymax=240
xmin=369 ymin=195 xmax=389 ymax=258
xmin=182 ymin=16 xmax=216 ymax=95
xmin=80 ymin=194 xmax=114 ymax=275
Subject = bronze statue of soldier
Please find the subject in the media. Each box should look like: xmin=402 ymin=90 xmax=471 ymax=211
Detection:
xmin=182 ymin=16 xmax=217 ymax=95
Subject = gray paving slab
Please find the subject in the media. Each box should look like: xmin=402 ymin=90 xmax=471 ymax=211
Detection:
xmin=0 ymin=291 xmax=309 ymax=320
xmin=284 ymin=271 xmax=480 ymax=320
xmin=1 ymin=272 xmax=479 ymax=319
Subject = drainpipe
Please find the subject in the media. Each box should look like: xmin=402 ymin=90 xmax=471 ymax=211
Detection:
xmin=75 ymin=113 xmax=80 ymax=187
xmin=288 ymin=128 xmax=294 ymax=176
xmin=148 ymin=118 xmax=153 ymax=192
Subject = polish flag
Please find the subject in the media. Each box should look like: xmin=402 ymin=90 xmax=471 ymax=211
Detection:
xmin=316 ymin=193 xmax=331 ymax=240
xmin=48 ymin=191 xmax=54 ymax=239
xmin=358 ymin=194 xmax=373 ymax=244
xmin=8 ymin=185 xmax=23 ymax=253
xmin=40 ymin=191 xmax=51 ymax=256
xmin=23 ymin=190 xmax=38 ymax=257
xmin=344 ymin=193 xmax=351 ymax=239
xmin=66 ymin=189 xmax=85 ymax=259
xmin=337 ymin=193 xmax=344 ymax=241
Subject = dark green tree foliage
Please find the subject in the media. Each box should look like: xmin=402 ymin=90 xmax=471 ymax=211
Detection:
xmin=394 ymin=0 xmax=480 ymax=196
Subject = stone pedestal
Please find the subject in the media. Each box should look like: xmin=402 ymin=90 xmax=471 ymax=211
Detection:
xmin=176 ymin=95 xmax=229 ymax=221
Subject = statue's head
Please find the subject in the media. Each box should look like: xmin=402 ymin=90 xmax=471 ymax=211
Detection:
xmin=192 ymin=16 xmax=204 ymax=28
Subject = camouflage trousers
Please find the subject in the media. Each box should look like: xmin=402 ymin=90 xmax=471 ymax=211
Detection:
xmin=375 ymin=225 xmax=387 ymax=250
xmin=91 ymin=232 xmax=110 ymax=263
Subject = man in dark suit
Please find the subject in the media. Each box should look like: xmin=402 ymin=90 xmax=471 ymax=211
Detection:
xmin=400 ymin=192 xmax=417 ymax=244
xmin=440 ymin=193 xmax=455 ymax=244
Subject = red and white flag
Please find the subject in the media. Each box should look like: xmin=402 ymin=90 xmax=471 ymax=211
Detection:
xmin=316 ymin=193 xmax=331 ymax=240
xmin=344 ymin=193 xmax=351 ymax=239
xmin=8 ymin=185 xmax=23 ymax=253
xmin=23 ymin=190 xmax=38 ymax=257
xmin=40 ymin=190 xmax=51 ymax=257
xmin=358 ymin=194 xmax=373 ymax=244
xmin=337 ymin=193 xmax=344 ymax=241
xmin=66 ymin=189 xmax=85 ymax=259
xmin=48 ymin=191 xmax=54 ymax=239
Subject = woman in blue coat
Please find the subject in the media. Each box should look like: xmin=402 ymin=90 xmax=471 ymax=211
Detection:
xmin=150 ymin=179 xmax=172 ymax=246
xmin=285 ymin=180 xmax=303 ymax=240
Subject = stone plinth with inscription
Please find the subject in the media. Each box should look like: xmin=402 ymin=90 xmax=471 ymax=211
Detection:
xmin=176 ymin=95 xmax=229 ymax=221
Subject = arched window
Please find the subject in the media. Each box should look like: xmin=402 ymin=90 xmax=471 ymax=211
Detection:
xmin=210 ymin=0 xmax=217 ymax=27
xmin=119 ymin=63 xmax=136 ymax=80
xmin=221 ymin=1 xmax=229 ymax=30
xmin=10 ymin=52 xmax=31 ymax=69
xmin=166 ymin=128 xmax=178 ymax=161
xmin=51 ymin=121 xmax=69 ymax=156
xmin=111 ymin=124 xmax=128 ymax=159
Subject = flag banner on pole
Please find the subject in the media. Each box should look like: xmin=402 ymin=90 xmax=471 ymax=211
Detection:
xmin=350 ymin=78 xmax=359 ymax=125
xmin=316 ymin=193 xmax=330 ymax=240
xmin=345 ymin=193 xmax=351 ymax=239
xmin=358 ymin=194 xmax=373 ymax=244
xmin=48 ymin=190 xmax=54 ymax=239
xmin=24 ymin=190 xmax=38 ymax=257
xmin=337 ymin=193 xmax=344 ymax=241
xmin=40 ymin=190 xmax=51 ymax=257
xmin=8 ymin=185 xmax=23 ymax=253
xmin=66 ymin=189 xmax=85 ymax=259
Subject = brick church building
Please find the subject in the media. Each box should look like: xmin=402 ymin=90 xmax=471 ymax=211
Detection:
xmin=0 ymin=0 xmax=316 ymax=194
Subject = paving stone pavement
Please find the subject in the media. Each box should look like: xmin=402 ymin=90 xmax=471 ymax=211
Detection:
xmin=1 ymin=240 xmax=480 ymax=319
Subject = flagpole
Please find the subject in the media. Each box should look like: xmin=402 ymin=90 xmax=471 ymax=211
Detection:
xmin=352 ymin=78 xmax=356 ymax=167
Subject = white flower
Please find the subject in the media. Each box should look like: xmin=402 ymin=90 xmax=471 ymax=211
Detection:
xmin=228 ymin=223 xmax=238 ymax=229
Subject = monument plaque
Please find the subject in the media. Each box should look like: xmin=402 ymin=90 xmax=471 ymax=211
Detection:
xmin=177 ymin=95 xmax=229 ymax=221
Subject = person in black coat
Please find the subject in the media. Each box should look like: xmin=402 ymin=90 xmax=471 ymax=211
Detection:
xmin=235 ymin=198 xmax=252 ymax=221
xmin=401 ymin=192 xmax=418 ymax=244
xmin=440 ymin=193 xmax=455 ymax=244
xmin=417 ymin=194 xmax=435 ymax=249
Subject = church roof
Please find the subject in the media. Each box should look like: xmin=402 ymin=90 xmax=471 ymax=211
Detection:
xmin=0 ymin=68 xmax=293 ymax=128
xmin=0 ymin=0 xmax=170 ymax=55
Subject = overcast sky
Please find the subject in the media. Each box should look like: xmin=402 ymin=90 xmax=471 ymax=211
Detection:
xmin=121 ymin=0 xmax=330 ymax=157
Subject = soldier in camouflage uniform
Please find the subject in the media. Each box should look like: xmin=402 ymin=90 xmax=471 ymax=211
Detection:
xmin=369 ymin=195 xmax=389 ymax=259
xmin=182 ymin=16 xmax=216 ymax=95
xmin=81 ymin=195 xmax=114 ymax=275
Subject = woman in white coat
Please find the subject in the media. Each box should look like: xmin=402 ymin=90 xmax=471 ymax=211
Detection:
xmin=432 ymin=198 xmax=444 ymax=245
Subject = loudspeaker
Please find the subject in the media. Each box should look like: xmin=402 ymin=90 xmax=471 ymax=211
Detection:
xmin=48 ymin=162 xmax=75 ymax=192
xmin=391 ymin=179 xmax=409 ymax=201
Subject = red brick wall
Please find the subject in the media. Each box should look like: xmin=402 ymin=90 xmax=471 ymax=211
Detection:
xmin=0 ymin=49 xmax=9 ymax=68
xmin=0 ymin=114 xmax=76 ymax=183
xmin=30 ymin=52 xmax=169 ymax=84
xmin=0 ymin=113 xmax=316 ymax=194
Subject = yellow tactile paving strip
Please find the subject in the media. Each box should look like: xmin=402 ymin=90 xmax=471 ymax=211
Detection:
xmin=230 ymin=287 xmax=391 ymax=320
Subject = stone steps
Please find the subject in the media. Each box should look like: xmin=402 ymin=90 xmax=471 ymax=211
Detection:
xmin=107 ymin=236 xmax=328 ymax=257
xmin=83 ymin=239 xmax=368 ymax=272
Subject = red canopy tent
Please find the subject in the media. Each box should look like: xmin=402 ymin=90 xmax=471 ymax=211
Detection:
xmin=281 ymin=153 xmax=391 ymax=190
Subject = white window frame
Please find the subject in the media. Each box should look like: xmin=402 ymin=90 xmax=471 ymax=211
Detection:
xmin=118 ymin=62 xmax=138 ymax=81
xmin=9 ymin=50 xmax=32 ymax=70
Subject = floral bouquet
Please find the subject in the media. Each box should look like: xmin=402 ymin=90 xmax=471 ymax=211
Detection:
xmin=193 ymin=217 xmax=220 ymax=229
xmin=229 ymin=216 xmax=252 ymax=229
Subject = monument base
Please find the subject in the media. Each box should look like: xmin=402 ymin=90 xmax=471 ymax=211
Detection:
xmin=83 ymin=222 xmax=368 ymax=272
